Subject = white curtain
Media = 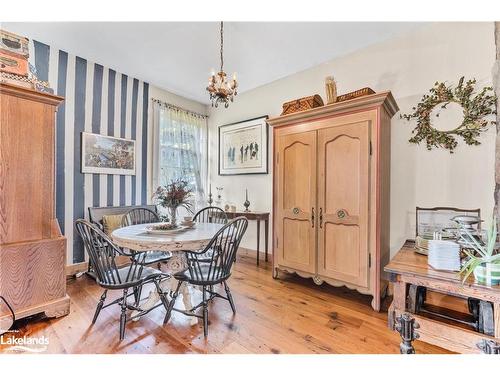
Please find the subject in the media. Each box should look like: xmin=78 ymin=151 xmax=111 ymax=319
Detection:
xmin=152 ymin=100 xmax=208 ymax=212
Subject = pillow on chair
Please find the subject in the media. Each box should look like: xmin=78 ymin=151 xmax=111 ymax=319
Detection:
xmin=102 ymin=214 xmax=124 ymax=235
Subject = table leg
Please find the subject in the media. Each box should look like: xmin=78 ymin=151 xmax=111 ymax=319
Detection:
xmin=264 ymin=218 xmax=269 ymax=262
xmin=495 ymin=302 xmax=500 ymax=339
xmin=131 ymin=253 xmax=197 ymax=326
xmin=388 ymin=279 xmax=406 ymax=330
xmin=256 ymin=219 xmax=260 ymax=266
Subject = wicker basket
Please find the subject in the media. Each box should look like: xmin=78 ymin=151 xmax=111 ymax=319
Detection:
xmin=281 ymin=94 xmax=324 ymax=116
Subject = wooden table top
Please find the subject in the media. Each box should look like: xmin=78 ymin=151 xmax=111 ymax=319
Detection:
xmin=224 ymin=211 xmax=270 ymax=219
xmin=111 ymin=222 xmax=224 ymax=252
xmin=385 ymin=242 xmax=500 ymax=292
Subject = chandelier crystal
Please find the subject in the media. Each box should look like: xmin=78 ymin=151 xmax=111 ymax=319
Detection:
xmin=206 ymin=22 xmax=237 ymax=108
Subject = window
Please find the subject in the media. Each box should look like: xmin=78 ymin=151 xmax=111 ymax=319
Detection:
xmin=152 ymin=100 xmax=207 ymax=206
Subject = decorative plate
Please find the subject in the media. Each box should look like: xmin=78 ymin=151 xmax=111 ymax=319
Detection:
xmin=145 ymin=223 xmax=187 ymax=234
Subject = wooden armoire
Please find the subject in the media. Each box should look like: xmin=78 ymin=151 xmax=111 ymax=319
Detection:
xmin=267 ymin=92 xmax=398 ymax=311
xmin=0 ymin=83 xmax=70 ymax=320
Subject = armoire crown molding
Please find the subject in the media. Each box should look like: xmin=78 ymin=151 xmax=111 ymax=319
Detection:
xmin=267 ymin=91 xmax=399 ymax=127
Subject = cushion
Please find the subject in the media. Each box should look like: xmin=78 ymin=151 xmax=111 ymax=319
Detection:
xmin=102 ymin=214 xmax=124 ymax=235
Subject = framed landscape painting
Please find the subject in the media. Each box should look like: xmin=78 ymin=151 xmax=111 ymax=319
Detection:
xmin=218 ymin=116 xmax=268 ymax=175
xmin=81 ymin=132 xmax=136 ymax=175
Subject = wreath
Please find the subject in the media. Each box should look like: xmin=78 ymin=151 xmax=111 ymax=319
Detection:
xmin=401 ymin=77 xmax=497 ymax=153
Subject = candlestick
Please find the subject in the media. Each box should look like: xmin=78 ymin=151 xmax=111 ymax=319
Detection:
xmin=244 ymin=189 xmax=250 ymax=212
xmin=208 ymin=183 xmax=213 ymax=206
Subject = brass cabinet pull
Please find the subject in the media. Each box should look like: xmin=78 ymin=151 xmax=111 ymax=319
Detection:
xmin=319 ymin=208 xmax=323 ymax=228
xmin=337 ymin=209 xmax=346 ymax=219
xmin=311 ymin=207 xmax=315 ymax=228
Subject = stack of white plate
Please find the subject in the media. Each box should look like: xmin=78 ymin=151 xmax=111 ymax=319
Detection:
xmin=428 ymin=240 xmax=461 ymax=271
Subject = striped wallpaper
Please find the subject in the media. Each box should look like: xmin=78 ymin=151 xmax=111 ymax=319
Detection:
xmin=29 ymin=39 xmax=150 ymax=265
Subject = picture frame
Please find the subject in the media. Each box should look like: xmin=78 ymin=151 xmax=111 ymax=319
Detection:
xmin=218 ymin=116 xmax=269 ymax=176
xmin=415 ymin=206 xmax=481 ymax=237
xmin=81 ymin=132 xmax=136 ymax=175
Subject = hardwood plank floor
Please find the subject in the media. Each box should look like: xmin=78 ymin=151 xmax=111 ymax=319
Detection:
xmin=0 ymin=253 xmax=450 ymax=354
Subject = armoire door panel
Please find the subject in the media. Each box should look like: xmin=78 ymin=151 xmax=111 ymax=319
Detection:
xmin=282 ymin=218 xmax=312 ymax=265
xmin=323 ymin=223 xmax=361 ymax=284
xmin=324 ymin=134 xmax=361 ymax=217
xmin=277 ymin=131 xmax=316 ymax=273
xmin=317 ymin=121 xmax=370 ymax=287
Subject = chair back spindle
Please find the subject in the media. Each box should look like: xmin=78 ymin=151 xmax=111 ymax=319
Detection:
xmin=185 ymin=217 xmax=248 ymax=283
xmin=122 ymin=207 xmax=160 ymax=227
xmin=75 ymin=219 xmax=145 ymax=287
xmin=193 ymin=206 xmax=228 ymax=225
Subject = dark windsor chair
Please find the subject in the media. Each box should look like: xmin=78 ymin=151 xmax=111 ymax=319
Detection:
xmin=121 ymin=207 xmax=172 ymax=267
xmin=163 ymin=217 xmax=248 ymax=338
xmin=75 ymin=219 xmax=170 ymax=340
xmin=193 ymin=206 xmax=228 ymax=225
xmin=193 ymin=206 xmax=228 ymax=266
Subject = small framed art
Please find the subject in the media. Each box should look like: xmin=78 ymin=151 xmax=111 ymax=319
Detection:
xmin=81 ymin=132 xmax=136 ymax=175
xmin=218 ymin=116 xmax=268 ymax=176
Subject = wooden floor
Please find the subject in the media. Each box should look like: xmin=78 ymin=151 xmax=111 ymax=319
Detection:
xmin=1 ymin=252 xmax=450 ymax=354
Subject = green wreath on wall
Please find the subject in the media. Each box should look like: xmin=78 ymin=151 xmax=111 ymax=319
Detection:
xmin=401 ymin=77 xmax=497 ymax=153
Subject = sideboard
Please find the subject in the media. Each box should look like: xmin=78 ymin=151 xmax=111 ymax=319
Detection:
xmin=386 ymin=243 xmax=500 ymax=354
xmin=0 ymin=83 xmax=70 ymax=321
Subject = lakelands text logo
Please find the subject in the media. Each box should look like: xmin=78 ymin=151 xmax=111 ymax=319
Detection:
xmin=1 ymin=332 xmax=49 ymax=353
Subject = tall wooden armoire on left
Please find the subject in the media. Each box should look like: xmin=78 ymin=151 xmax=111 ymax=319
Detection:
xmin=0 ymin=82 xmax=70 ymax=321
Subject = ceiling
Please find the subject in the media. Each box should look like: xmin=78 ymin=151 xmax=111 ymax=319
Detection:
xmin=2 ymin=22 xmax=424 ymax=104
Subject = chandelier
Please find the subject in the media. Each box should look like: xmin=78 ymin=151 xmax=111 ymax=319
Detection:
xmin=206 ymin=22 xmax=237 ymax=108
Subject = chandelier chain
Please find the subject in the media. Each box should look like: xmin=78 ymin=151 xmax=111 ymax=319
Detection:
xmin=220 ymin=21 xmax=224 ymax=72
xmin=206 ymin=21 xmax=237 ymax=108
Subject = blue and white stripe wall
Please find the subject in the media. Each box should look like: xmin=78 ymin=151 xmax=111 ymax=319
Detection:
xmin=29 ymin=39 xmax=150 ymax=265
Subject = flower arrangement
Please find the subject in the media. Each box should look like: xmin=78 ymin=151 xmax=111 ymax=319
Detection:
xmin=460 ymin=217 xmax=500 ymax=285
xmin=153 ymin=179 xmax=194 ymax=226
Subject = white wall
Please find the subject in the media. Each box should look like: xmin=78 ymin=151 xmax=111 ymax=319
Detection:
xmin=207 ymin=22 xmax=497 ymax=256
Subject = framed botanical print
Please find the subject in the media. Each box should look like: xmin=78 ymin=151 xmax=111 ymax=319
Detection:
xmin=218 ymin=116 xmax=269 ymax=175
xmin=81 ymin=132 xmax=136 ymax=175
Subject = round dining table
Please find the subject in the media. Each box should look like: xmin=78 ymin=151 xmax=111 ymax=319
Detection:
xmin=111 ymin=222 xmax=225 ymax=324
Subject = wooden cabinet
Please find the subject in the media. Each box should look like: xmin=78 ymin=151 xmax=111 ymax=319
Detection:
xmin=268 ymin=92 xmax=398 ymax=311
xmin=0 ymin=83 xmax=70 ymax=321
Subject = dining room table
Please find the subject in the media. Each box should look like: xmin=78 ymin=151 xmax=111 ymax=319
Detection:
xmin=111 ymin=222 xmax=225 ymax=324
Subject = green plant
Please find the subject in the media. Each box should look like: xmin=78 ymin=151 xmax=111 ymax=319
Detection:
xmin=460 ymin=217 xmax=500 ymax=282
xmin=153 ymin=178 xmax=194 ymax=212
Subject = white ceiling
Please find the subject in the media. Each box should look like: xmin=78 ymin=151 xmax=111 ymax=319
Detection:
xmin=2 ymin=22 xmax=424 ymax=103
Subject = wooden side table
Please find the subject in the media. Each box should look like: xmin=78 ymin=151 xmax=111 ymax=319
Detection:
xmin=224 ymin=211 xmax=270 ymax=266
xmin=385 ymin=242 xmax=500 ymax=354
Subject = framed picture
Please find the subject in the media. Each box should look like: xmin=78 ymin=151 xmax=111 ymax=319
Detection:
xmin=81 ymin=132 xmax=136 ymax=175
xmin=415 ymin=206 xmax=481 ymax=237
xmin=218 ymin=116 xmax=268 ymax=175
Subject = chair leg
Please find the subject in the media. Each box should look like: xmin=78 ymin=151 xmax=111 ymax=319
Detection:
xmin=133 ymin=284 xmax=143 ymax=306
xmin=202 ymin=285 xmax=209 ymax=338
xmin=208 ymin=284 xmax=215 ymax=303
xmin=164 ymin=281 xmax=182 ymax=324
xmin=224 ymin=281 xmax=236 ymax=314
xmin=119 ymin=288 xmax=128 ymax=341
xmin=92 ymin=290 xmax=107 ymax=324
xmin=154 ymin=279 xmax=170 ymax=311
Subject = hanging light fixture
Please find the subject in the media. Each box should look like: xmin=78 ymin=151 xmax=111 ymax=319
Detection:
xmin=206 ymin=22 xmax=237 ymax=108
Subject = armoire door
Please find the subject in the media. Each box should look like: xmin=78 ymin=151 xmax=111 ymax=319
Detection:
xmin=317 ymin=121 xmax=370 ymax=287
xmin=276 ymin=130 xmax=317 ymax=273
